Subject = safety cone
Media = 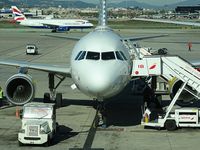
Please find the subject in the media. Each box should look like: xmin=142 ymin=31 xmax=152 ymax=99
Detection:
xmin=16 ymin=106 xmax=20 ymax=119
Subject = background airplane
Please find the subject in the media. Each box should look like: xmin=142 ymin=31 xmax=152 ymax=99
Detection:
xmin=12 ymin=6 xmax=94 ymax=32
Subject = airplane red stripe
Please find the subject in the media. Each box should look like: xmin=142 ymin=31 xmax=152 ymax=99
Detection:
xmin=16 ymin=17 xmax=24 ymax=21
xmin=12 ymin=8 xmax=21 ymax=14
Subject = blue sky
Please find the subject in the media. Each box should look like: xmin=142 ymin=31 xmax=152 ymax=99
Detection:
xmin=80 ymin=0 xmax=185 ymax=5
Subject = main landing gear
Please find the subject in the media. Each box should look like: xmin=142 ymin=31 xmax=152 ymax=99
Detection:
xmin=43 ymin=73 xmax=65 ymax=108
xmin=51 ymin=29 xmax=57 ymax=33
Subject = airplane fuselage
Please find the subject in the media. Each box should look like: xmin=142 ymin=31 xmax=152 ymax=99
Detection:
xmin=70 ymin=26 xmax=133 ymax=100
xmin=19 ymin=19 xmax=93 ymax=30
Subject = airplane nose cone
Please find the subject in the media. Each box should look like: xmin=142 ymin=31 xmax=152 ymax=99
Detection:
xmin=86 ymin=70 xmax=112 ymax=96
xmin=73 ymin=61 xmax=129 ymax=99
xmin=89 ymin=23 xmax=94 ymax=27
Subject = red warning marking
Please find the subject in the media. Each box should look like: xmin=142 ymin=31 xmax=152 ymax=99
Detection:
xmin=149 ymin=64 xmax=156 ymax=70
xmin=138 ymin=64 xmax=144 ymax=68
xmin=135 ymin=71 xmax=139 ymax=75
xmin=196 ymin=68 xmax=200 ymax=72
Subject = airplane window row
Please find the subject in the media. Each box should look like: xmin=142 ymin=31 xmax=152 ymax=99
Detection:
xmin=75 ymin=51 xmax=127 ymax=61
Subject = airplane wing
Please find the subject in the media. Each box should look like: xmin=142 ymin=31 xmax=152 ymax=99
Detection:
xmin=133 ymin=18 xmax=200 ymax=27
xmin=142 ymin=41 xmax=200 ymax=44
xmin=122 ymin=34 xmax=168 ymax=41
xmin=42 ymin=23 xmax=61 ymax=28
xmin=0 ymin=59 xmax=71 ymax=77
xmin=42 ymin=34 xmax=81 ymax=41
xmin=43 ymin=34 xmax=168 ymax=42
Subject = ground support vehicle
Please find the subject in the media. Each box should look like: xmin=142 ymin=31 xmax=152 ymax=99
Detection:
xmin=142 ymin=89 xmax=200 ymax=131
xmin=18 ymin=102 xmax=56 ymax=146
xmin=148 ymin=48 xmax=168 ymax=55
xmin=26 ymin=44 xmax=38 ymax=55
xmin=130 ymin=54 xmax=200 ymax=131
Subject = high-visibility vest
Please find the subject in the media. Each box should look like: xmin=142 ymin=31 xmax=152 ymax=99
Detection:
xmin=0 ymin=90 xmax=3 ymax=99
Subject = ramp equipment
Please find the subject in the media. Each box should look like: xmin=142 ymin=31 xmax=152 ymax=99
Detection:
xmin=131 ymin=55 xmax=200 ymax=130
xmin=123 ymin=39 xmax=151 ymax=60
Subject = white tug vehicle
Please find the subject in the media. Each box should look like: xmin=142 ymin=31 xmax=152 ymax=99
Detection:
xmin=18 ymin=102 xmax=57 ymax=146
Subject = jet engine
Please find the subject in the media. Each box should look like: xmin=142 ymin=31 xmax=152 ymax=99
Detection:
xmin=5 ymin=74 xmax=35 ymax=106
xmin=169 ymin=77 xmax=196 ymax=106
xmin=57 ymin=26 xmax=70 ymax=31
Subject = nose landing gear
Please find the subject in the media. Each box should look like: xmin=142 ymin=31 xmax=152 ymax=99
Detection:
xmin=94 ymin=100 xmax=108 ymax=128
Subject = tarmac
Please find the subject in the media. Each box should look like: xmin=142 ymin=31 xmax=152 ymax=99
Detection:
xmin=0 ymin=27 xmax=200 ymax=150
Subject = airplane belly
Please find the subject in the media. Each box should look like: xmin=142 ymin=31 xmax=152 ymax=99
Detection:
xmin=77 ymin=75 xmax=129 ymax=99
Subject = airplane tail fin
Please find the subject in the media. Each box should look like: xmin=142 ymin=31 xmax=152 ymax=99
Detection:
xmin=99 ymin=0 xmax=107 ymax=26
xmin=11 ymin=6 xmax=26 ymax=22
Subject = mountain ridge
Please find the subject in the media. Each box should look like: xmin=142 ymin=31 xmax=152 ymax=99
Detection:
xmin=1 ymin=0 xmax=200 ymax=9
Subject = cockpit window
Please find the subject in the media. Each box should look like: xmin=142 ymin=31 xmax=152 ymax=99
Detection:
xmin=78 ymin=51 xmax=86 ymax=60
xmin=102 ymin=52 xmax=115 ymax=60
xmin=86 ymin=51 xmax=100 ymax=60
xmin=115 ymin=51 xmax=124 ymax=60
xmin=119 ymin=51 xmax=127 ymax=60
xmin=75 ymin=51 xmax=82 ymax=60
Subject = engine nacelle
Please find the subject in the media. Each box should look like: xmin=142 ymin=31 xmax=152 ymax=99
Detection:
xmin=168 ymin=78 xmax=197 ymax=106
xmin=5 ymin=74 xmax=35 ymax=106
xmin=57 ymin=26 xmax=70 ymax=31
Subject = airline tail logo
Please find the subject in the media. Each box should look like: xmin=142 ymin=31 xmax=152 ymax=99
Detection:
xmin=11 ymin=6 xmax=26 ymax=22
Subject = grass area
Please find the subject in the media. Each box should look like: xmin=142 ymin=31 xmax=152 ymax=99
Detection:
xmin=0 ymin=20 xmax=24 ymax=28
xmin=1 ymin=19 xmax=200 ymax=29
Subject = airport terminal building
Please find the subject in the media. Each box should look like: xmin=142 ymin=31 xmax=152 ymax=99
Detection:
xmin=175 ymin=6 xmax=200 ymax=13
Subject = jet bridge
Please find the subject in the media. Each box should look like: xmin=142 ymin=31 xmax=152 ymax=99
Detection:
xmin=131 ymin=55 xmax=200 ymax=130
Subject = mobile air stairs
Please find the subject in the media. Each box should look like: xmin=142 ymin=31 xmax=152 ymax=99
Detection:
xmin=131 ymin=55 xmax=200 ymax=131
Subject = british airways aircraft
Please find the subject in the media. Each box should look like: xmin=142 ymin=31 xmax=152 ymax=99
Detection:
xmin=12 ymin=6 xmax=94 ymax=32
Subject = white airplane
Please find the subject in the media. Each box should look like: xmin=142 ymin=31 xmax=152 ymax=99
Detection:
xmin=0 ymin=0 xmax=169 ymax=108
xmin=133 ymin=18 xmax=200 ymax=27
xmin=12 ymin=6 xmax=94 ymax=32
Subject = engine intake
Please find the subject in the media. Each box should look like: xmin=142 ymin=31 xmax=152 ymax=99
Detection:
xmin=5 ymin=74 xmax=35 ymax=105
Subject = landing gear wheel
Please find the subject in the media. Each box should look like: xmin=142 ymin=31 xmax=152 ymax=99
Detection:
xmin=56 ymin=122 xmax=59 ymax=132
xmin=97 ymin=102 xmax=108 ymax=128
xmin=18 ymin=141 xmax=23 ymax=146
xmin=101 ymin=115 xmax=107 ymax=128
xmin=165 ymin=120 xmax=177 ymax=131
xmin=43 ymin=92 xmax=50 ymax=103
xmin=158 ymin=49 xmax=164 ymax=55
xmin=51 ymin=29 xmax=56 ymax=33
xmin=44 ymin=136 xmax=51 ymax=147
xmin=56 ymin=93 xmax=62 ymax=108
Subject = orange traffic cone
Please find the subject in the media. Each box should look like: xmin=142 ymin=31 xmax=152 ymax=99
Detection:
xmin=16 ymin=107 xmax=20 ymax=119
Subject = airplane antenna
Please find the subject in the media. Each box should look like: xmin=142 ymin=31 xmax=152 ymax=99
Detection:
xmin=99 ymin=0 xmax=107 ymax=26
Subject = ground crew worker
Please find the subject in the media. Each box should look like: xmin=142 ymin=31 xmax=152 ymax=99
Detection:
xmin=0 ymin=86 xmax=3 ymax=106
xmin=188 ymin=42 xmax=192 ymax=51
